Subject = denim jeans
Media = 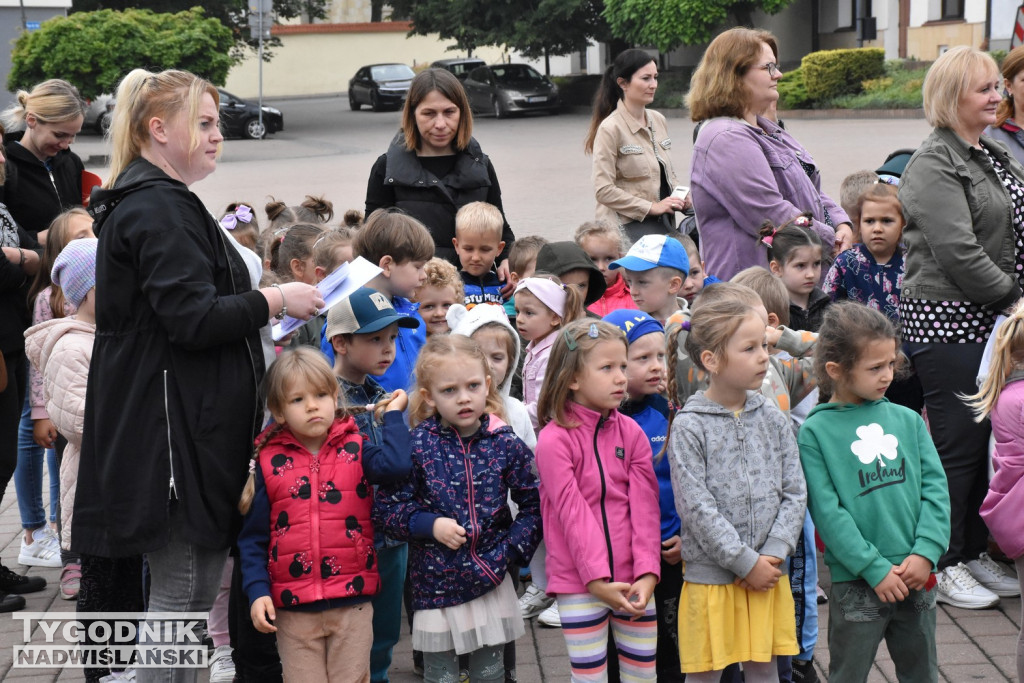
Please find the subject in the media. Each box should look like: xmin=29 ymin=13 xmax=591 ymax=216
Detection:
xmin=14 ymin=388 xmax=59 ymax=529
xmin=136 ymin=509 xmax=229 ymax=683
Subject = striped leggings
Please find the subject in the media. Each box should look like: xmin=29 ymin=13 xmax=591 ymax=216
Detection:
xmin=559 ymin=593 xmax=658 ymax=682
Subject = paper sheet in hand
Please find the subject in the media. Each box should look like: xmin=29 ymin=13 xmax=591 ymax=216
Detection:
xmin=271 ymin=257 xmax=382 ymax=341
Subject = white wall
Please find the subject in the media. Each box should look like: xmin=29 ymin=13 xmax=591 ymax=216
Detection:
xmin=990 ymin=0 xmax=1018 ymax=42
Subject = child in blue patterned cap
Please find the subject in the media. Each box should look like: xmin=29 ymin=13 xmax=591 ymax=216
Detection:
xmin=602 ymin=308 xmax=683 ymax=682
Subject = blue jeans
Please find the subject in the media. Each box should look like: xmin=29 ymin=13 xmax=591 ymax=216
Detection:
xmin=14 ymin=388 xmax=58 ymax=530
xmin=136 ymin=508 xmax=229 ymax=683
xmin=370 ymin=542 xmax=408 ymax=682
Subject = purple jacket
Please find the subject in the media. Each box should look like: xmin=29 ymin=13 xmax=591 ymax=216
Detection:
xmin=981 ymin=373 xmax=1024 ymax=559
xmin=690 ymin=116 xmax=848 ymax=280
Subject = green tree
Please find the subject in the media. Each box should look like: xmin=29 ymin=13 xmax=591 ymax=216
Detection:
xmin=603 ymin=0 xmax=795 ymax=51
xmin=8 ymin=8 xmax=234 ymax=99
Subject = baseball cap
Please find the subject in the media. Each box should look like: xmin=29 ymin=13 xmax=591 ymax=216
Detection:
xmin=602 ymin=309 xmax=665 ymax=345
xmin=325 ymin=286 xmax=420 ymax=338
xmin=609 ymin=234 xmax=689 ymax=273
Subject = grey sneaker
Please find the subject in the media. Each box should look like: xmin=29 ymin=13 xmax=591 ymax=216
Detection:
xmin=966 ymin=553 xmax=1020 ymax=597
xmin=208 ymin=645 xmax=236 ymax=683
xmin=518 ymin=583 xmax=553 ymax=619
xmin=935 ymin=563 xmax=1000 ymax=609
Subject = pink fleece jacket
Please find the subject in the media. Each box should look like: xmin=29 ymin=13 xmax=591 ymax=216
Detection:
xmin=536 ymin=401 xmax=662 ymax=595
xmin=982 ymin=374 xmax=1024 ymax=559
xmin=523 ymin=331 xmax=556 ymax=430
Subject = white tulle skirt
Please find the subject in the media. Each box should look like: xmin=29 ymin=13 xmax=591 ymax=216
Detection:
xmin=412 ymin=574 xmax=525 ymax=654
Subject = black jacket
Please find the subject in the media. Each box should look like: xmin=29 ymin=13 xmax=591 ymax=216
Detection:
xmin=789 ymin=287 xmax=831 ymax=333
xmin=365 ymin=133 xmax=514 ymax=266
xmin=3 ymin=131 xmax=84 ymax=243
xmin=0 ymin=202 xmax=36 ymax=354
xmin=74 ymin=159 xmax=269 ymax=557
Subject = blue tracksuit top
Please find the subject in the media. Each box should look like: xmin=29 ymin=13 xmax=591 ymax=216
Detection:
xmin=621 ymin=394 xmax=679 ymax=540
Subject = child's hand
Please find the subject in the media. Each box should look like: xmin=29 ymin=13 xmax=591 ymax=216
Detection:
xmin=433 ymin=518 xmax=467 ymax=550
xmin=660 ymin=536 xmax=682 ymax=565
xmin=33 ymin=418 xmax=57 ymax=449
xmin=765 ymin=326 xmax=783 ymax=349
xmin=384 ymin=389 xmax=408 ymax=413
xmin=893 ymin=554 xmax=933 ymax=591
xmin=739 ymin=556 xmax=783 ymax=592
xmin=873 ymin=568 xmax=910 ymax=603
xmin=587 ymin=579 xmax=637 ymax=614
xmin=626 ymin=574 xmax=658 ymax=618
xmin=250 ymin=596 xmax=277 ymax=633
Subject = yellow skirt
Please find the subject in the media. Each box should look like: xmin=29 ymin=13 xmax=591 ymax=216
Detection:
xmin=678 ymin=577 xmax=799 ymax=673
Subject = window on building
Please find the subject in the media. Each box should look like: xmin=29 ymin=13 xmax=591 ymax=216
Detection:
xmin=941 ymin=0 xmax=963 ymax=19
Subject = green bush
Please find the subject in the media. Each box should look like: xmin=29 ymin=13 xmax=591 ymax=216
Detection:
xmin=801 ymin=48 xmax=886 ymax=101
xmin=777 ymin=66 xmax=812 ymax=109
xmin=827 ymin=59 xmax=926 ymax=109
xmin=651 ymin=70 xmax=691 ymax=109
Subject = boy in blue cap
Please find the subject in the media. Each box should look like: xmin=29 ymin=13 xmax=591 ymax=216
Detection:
xmin=610 ymin=235 xmax=690 ymax=324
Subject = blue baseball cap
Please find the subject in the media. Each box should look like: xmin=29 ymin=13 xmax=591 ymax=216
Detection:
xmin=325 ymin=286 xmax=420 ymax=338
xmin=602 ymin=309 xmax=665 ymax=345
xmin=609 ymin=234 xmax=689 ymax=273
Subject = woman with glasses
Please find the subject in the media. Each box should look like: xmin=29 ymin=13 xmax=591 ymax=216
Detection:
xmin=687 ymin=28 xmax=853 ymax=281
xmin=585 ymin=48 xmax=686 ymax=243
xmin=1 ymin=79 xmax=86 ymax=247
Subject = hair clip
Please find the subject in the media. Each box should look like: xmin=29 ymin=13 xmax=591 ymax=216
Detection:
xmin=588 ymin=323 xmax=599 ymax=339
xmin=220 ymin=205 xmax=253 ymax=230
xmin=762 ymin=226 xmax=777 ymax=247
xmin=248 ymin=458 xmax=256 ymax=474
xmin=792 ymin=215 xmax=811 ymax=228
xmin=563 ymin=328 xmax=578 ymax=351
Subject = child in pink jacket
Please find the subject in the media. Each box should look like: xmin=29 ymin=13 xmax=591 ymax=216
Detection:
xmin=535 ymin=320 xmax=661 ymax=682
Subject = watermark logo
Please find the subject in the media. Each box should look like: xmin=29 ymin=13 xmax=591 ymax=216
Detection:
xmin=12 ymin=612 xmax=209 ymax=669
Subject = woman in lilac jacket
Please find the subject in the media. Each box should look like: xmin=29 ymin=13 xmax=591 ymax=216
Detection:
xmin=687 ymin=28 xmax=854 ymax=281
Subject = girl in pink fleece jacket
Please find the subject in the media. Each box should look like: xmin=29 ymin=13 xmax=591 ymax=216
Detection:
xmin=535 ymin=319 xmax=662 ymax=682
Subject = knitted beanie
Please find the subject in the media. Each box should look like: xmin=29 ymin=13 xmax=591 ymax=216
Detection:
xmin=51 ymin=238 xmax=98 ymax=308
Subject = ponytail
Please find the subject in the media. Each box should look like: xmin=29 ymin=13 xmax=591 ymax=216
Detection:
xmin=584 ymin=49 xmax=657 ymax=154
xmin=238 ymin=423 xmax=284 ymax=514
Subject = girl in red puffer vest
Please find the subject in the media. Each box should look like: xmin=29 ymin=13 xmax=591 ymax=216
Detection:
xmin=237 ymin=347 xmax=411 ymax=681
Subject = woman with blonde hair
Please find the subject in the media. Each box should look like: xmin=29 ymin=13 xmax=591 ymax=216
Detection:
xmin=1 ymin=79 xmax=86 ymax=246
xmin=898 ymin=45 xmax=1024 ymax=610
xmin=687 ymin=27 xmax=853 ymax=280
xmin=986 ymin=46 xmax=1024 ymax=165
xmin=75 ymin=68 xmax=324 ymax=683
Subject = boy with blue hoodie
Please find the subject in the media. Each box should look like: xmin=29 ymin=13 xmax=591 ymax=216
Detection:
xmin=453 ymin=202 xmax=507 ymax=307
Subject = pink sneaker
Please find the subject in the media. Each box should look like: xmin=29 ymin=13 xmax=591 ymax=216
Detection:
xmin=60 ymin=563 xmax=81 ymax=600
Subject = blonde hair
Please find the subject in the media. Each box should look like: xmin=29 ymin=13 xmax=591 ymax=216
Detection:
xmin=684 ymin=298 xmax=761 ymax=372
xmin=839 ymin=170 xmax=880 ymax=219
xmin=687 ymin=28 xmax=778 ymax=122
xmin=537 ymin=320 xmax=627 ymax=428
xmin=106 ymin=69 xmax=218 ymax=186
xmin=414 ymin=257 xmax=464 ymax=302
xmin=312 ymin=227 xmax=355 ymax=273
xmin=239 ymin=348 xmax=342 ymax=513
xmin=28 ymin=208 xmax=93 ymax=316
xmin=1 ymin=79 xmax=85 ymax=131
xmin=508 ymin=236 xmax=548 ymax=277
xmin=573 ymin=220 xmax=629 ymax=255
xmin=997 ymin=47 xmax=1024 ymax=128
xmin=409 ymin=335 xmax=505 ymax=427
xmin=518 ymin=273 xmax=586 ymax=326
xmin=964 ymin=299 xmax=1024 ymax=419
xmin=922 ymin=46 xmax=999 ymax=129
xmin=731 ymin=266 xmax=791 ymax=327
xmin=455 ymin=201 xmax=503 ymax=241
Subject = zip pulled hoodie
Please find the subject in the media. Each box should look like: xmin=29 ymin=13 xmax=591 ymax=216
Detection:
xmin=669 ymin=391 xmax=807 ymax=584
xmin=460 ymin=269 xmax=504 ymax=307
xmin=3 ymin=131 xmax=84 ymax=241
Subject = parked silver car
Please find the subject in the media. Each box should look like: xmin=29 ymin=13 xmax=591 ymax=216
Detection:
xmin=462 ymin=64 xmax=560 ymax=118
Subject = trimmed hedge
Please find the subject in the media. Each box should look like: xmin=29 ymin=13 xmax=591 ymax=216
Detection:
xmin=801 ymin=48 xmax=885 ymax=101
xmin=777 ymin=67 xmax=811 ymax=109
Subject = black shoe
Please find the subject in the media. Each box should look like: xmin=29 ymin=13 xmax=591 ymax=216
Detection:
xmin=0 ymin=592 xmax=26 ymax=612
xmin=792 ymin=658 xmax=820 ymax=683
xmin=0 ymin=564 xmax=46 ymax=594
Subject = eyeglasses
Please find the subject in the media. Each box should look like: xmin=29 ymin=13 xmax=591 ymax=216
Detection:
xmin=759 ymin=62 xmax=780 ymax=77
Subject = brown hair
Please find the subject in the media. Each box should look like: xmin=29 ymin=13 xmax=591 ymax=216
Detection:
xmin=28 ymin=208 xmax=93 ymax=316
xmin=342 ymin=208 xmax=364 ymax=229
xmin=687 ymin=28 xmax=778 ymax=122
xmin=266 ymin=195 xmax=334 ymax=232
xmin=221 ymin=201 xmax=260 ymax=252
xmin=814 ymin=301 xmax=902 ymax=403
xmin=757 ymin=213 xmax=823 ymax=267
xmin=401 ymin=69 xmax=473 ymax=152
xmin=584 ymin=49 xmax=657 ymax=154
xmin=353 ymin=208 xmax=434 ymax=267
xmin=684 ymin=298 xmax=761 ymax=372
xmin=268 ymin=222 xmax=326 ymax=281
xmin=839 ymin=170 xmax=879 ymax=220
xmin=414 ymin=257 xmax=464 ymax=302
xmin=997 ymin=47 xmax=1024 ymax=128
xmin=312 ymin=227 xmax=356 ymax=273
xmin=508 ymin=235 xmax=548 ymax=277
xmin=731 ymin=266 xmax=790 ymax=327
xmin=853 ymin=183 xmax=903 ymax=230
xmin=455 ymin=201 xmax=504 ymax=241
xmin=472 ymin=322 xmax=517 ymax=372
xmin=965 ymin=298 xmax=1024 ymax=418
xmin=105 ymin=69 xmax=217 ymax=186
xmin=409 ymin=334 xmax=505 ymax=427
xmin=537 ymin=320 xmax=627 ymax=428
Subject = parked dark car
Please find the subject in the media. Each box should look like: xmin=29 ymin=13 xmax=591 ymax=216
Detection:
xmin=430 ymin=58 xmax=486 ymax=80
xmin=463 ymin=64 xmax=560 ymax=118
xmin=349 ymin=63 xmax=416 ymax=111
xmin=217 ymin=89 xmax=283 ymax=140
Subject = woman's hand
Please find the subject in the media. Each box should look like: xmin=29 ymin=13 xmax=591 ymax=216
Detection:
xmin=432 ymin=517 xmax=467 ymax=550
xmin=649 ymin=197 xmax=686 ymax=216
xmin=33 ymin=419 xmax=57 ymax=449
xmin=265 ymin=282 xmax=324 ymax=321
xmin=833 ymin=223 xmax=855 ymax=255
xmin=250 ymin=596 xmax=277 ymax=633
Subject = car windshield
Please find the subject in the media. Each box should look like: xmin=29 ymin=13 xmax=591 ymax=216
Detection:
xmin=371 ymin=65 xmax=415 ymax=81
xmin=447 ymin=62 xmax=483 ymax=76
xmin=491 ymin=65 xmax=543 ymax=83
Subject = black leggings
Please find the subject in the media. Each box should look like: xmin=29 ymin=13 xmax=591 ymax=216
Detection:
xmin=0 ymin=349 xmax=26 ymax=510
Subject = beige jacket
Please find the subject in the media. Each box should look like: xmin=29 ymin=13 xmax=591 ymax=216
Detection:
xmin=592 ymin=99 xmax=679 ymax=226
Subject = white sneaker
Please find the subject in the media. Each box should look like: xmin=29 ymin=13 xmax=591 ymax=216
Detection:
xmin=99 ymin=670 xmax=136 ymax=682
xmin=935 ymin=563 xmax=1000 ymax=609
xmin=18 ymin=527 xmax=61 ymax=568
xmin=518 ymin=583 xmax=553 ymax=619
xmin=536 ymin=600 xmax=561 ymax=628
xmin=967 ymin=553 xmax=1020 ymax=597
xmin=209 ymin=645 xmax=236 ymax=683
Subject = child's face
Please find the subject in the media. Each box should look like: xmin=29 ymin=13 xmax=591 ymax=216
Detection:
xmin=67 ymin=214 xmax=95 ymax=241
xmin=625 ymin=331 xmax=666 ymax=397
xmin=706 ymin=312 xmax=769 ymax=394
xmin=770 ymin=246 xmax=822 ymax=300
xmin=828 ymin=337 xmax=897 ymax=404
xmin=290 ymin=255 xmax=317 ymax=286
xmin=514 ymin=289 xmax=561 ymax=342
xmin=680 ymin=252 xmax=707 ymax=303
xmin=384 ymin=258 xmax=428 ymax=298
xmin=417 ymin=285 xmax=460 ymax=336
xmin=272 ymin=378 xmax=338 ymax=453
xmin=858 ymin=199 xmax=903 ymax=263
xmin=422 ymin=357 xmax=491 ymax=437
xmin=453 ymin=230 xmax=504 ymax=277
xmin=334 ymin=323 xmax=399 ymax=378
xmin=473 ymin=328 xmax=512 ymax=387
xmin=559 ymin=268 xmax=590 ymax=304
xmin=623 ymin=268 xmax=680 ymax=318
xmin=579 ymin=235 xmax=621 ymax=287
xmin=570 ymin=339 xmax=628 ymax=417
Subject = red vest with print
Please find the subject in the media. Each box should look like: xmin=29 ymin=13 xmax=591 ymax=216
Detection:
xmin=258 ymin=416 xmax=379 ymax=608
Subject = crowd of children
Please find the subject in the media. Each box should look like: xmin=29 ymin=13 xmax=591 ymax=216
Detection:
xmin=17 ymin=150 xmax=1024 ymax=683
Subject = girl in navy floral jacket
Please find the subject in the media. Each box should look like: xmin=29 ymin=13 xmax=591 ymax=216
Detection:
xmin=374 ymin=334 xmax=542 ymax=683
